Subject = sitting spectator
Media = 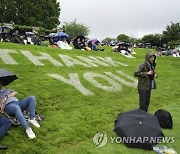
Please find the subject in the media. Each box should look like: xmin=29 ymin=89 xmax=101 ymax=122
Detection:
xmin=0 ymin=82 xmax=40 ymax=139
xmin=0 ymin=117 xmax=12 ymax=150
xmin=56 ymin=36 xmax=72 ymax=50
xmin=87 ymin=41 xmax=104 ymax=51
xmin=32 ymin=34 xmax=41 ymax=45
xmin=172 ymin=49 xmax=180 ymax=57
xmin=24 ymin=34 xmax=33 ymax=45
xmin=12 ymin=30 xmax=24 ymax=44
xmin=162 ymin=48 xmax=180 ymax=57
xmin=112 ymin=43 xmax=135 ymax=58
xmin=156 ymin=47 xmax=162 ymax=56
xmin=73 ymin=36 xmax=86 ymax=50
xmin=73 ymin=37 xmax=83 ymax=49
xmin=1 ymin=33 xmax=10 ymax=42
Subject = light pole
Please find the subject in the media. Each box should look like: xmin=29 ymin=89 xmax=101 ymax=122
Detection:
xmin=159 ymin=35 xmax=162 ymax=47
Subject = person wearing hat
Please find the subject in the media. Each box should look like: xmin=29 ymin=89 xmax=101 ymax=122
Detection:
xmin=134 ymin=52 xmax=158 ymax=112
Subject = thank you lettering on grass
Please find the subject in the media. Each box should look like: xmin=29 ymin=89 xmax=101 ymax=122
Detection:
xmin=0 ymin=49 xmax=137 ymax=95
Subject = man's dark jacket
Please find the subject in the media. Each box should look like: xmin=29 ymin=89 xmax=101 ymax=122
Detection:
xmin=134 ymin=52 xmax=157 ymax=90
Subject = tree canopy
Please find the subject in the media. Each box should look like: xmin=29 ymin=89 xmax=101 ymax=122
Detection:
xmin=117 ymin=34 xmax=129 ymax=42
xmin=0 ymin=0 xmax=60 ymax=30
xmin=162 ymin=22 xmax=180 ymax=44
xmin=141 ymin=34 xmax=161 ymax=47
xmin=62 ymin=20 xmax=90 ymax=40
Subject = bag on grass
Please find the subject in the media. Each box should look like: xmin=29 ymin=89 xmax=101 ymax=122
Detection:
xmin=0 ymin=110 xmax=44 ymax=126
xmin=154 ymin=109 xmax=173 ymax=129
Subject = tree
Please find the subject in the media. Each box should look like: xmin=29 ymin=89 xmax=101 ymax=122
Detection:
xmin=0 ymin=0 xmax=60 ymax=30
xmin=103 ymin=37 xmax=116 ymax=43
xmin=162 ymin=22 xmax=180 ymax=44
xmin=128 ymin=37 xmax=139 ymax=44
xmin=62 ymin=20 xmax=90 ymax=39
xmin=117 ymin=34 xmax=129 ymax=42
xmin=141 ymin=34 xmax=161 ymax=47
xmin=167 ymin=40 xmax=180 ymax=48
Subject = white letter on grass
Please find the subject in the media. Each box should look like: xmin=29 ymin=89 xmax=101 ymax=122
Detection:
xmin=21 ymin=50 xmax=63 ymax=66
xmin=83 ymin=72 xmax=121 ymax=92
xmin=0 ymin=49 xmax=18 ymax=64
xmin=77 ymin=56 xmax=110 ymax=67
xmin=59 ymin=54 xmax=91 ymax=67
xmin=105 ymin=71 xmax=137 ymax=88
xmin=97 ymin=57 xmax=128 ymax=67
xmin=48 ymin=73 xmax=93 ymax=96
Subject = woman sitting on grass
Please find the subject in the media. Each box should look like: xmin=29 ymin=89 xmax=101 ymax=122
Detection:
xmin=87 ymin=41 xmax=104 ymax=51
xmin=56 ymin=36 xmax=72 ymax=50
xmin=0 ymin=82 xmax=40 ymax=139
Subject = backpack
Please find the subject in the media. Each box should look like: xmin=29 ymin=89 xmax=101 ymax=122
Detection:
xmin=154 ymin=109 xmax=173 ymax=129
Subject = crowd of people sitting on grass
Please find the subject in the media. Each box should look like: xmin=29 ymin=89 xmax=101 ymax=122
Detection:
xmin=1 ymin=26 xmax=180 ymax=57
xmin=0 ymin=28 xmax=105 ymax=51
xmin=156 ymin=47 xmax=180 ymax=57
xmin=0 ymin=29 xmax=42 ymax=45
xmin=112 ymin=42 xmax=136 ymax=58
xmin=49 ymin=34 xmax=105 ymax=51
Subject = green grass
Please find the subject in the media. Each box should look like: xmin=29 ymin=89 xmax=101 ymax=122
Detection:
xmin=0 ymin=42 xmax=179 ymax=154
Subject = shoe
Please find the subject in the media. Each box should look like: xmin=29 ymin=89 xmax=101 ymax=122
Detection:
xmin=0 ymin=145 xmax=8 ymax=150
xmin=29 ymin=118 xmax=40 ymax=128
xmin=26 ymin=127 xmax=36 ymax=139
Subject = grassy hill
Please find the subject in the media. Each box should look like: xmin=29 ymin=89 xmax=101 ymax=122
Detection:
xmin=0 ymin=42 xmax=179 ymax=154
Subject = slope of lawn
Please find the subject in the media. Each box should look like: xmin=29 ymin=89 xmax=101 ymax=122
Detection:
xmin=0 ymin=42 xmax=179 ymax=154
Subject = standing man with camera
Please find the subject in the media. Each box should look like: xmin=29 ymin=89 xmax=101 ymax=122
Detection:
xmin=134 ymin=52 xmax=158 ymax=112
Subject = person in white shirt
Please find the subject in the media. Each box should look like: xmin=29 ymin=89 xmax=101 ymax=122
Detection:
xmin=57 ymin=36 xmax=72 ymax=50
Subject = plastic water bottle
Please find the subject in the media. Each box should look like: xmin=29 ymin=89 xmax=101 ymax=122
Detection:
xmin=153 ymin=146 xmax=163 ymax=153
xmin=153 ymin=145 xmax=167 ymax=154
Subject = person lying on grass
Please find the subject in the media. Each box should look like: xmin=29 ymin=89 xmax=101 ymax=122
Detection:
xmin=0 ymin=82 xmax=40 ymax=139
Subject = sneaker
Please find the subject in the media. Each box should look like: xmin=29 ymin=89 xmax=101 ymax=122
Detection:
xmin=29 ymin=118 xmax=40 ymax=128
xmin=26 ymin=127 xmax=36 ymax=139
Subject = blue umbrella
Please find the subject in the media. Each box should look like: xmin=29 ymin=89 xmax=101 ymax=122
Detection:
xmin=56 ymin=32 xmax=69 ymax=41
xmin=58 ymin=32 xmax=69 ymax=38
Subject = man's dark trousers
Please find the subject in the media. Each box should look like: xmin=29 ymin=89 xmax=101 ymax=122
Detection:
xmin=138 ymin=89 xmax=151 ymax=112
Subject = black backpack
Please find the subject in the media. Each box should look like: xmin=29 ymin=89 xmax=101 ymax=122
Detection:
xmin=154 ymin=109 xmax=173 ymax=129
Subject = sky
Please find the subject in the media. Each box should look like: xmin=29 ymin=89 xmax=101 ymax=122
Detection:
xmin=58 ymin=0 xmax=180 ymax=39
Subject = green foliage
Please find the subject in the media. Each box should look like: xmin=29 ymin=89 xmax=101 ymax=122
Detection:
xmin=13 ymin=24 xmax=33 ymax=31
xmin=162 ymin=22 xmax=180 ymax=44
xmin=117 ymin=34 xmax=129 ymax=42
xmin=11 ymin=24 xmax=56 ymax=35
xmin=0 ymin=0 xmax=60 ymax=29
xmin=62 ymin=19 xmax=90 ymax=39
xmin=128 ymin=37 xmax=139 ymax=44
xmin=37 ymin=27 xmax=56 ymax=35
xmin=103 ymin=37 xmax=116 ymax=42
xmin=141 ymin=34 xmax=161 ymax=46
xmin=167 ymin=40 xmax=180 ymax=48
